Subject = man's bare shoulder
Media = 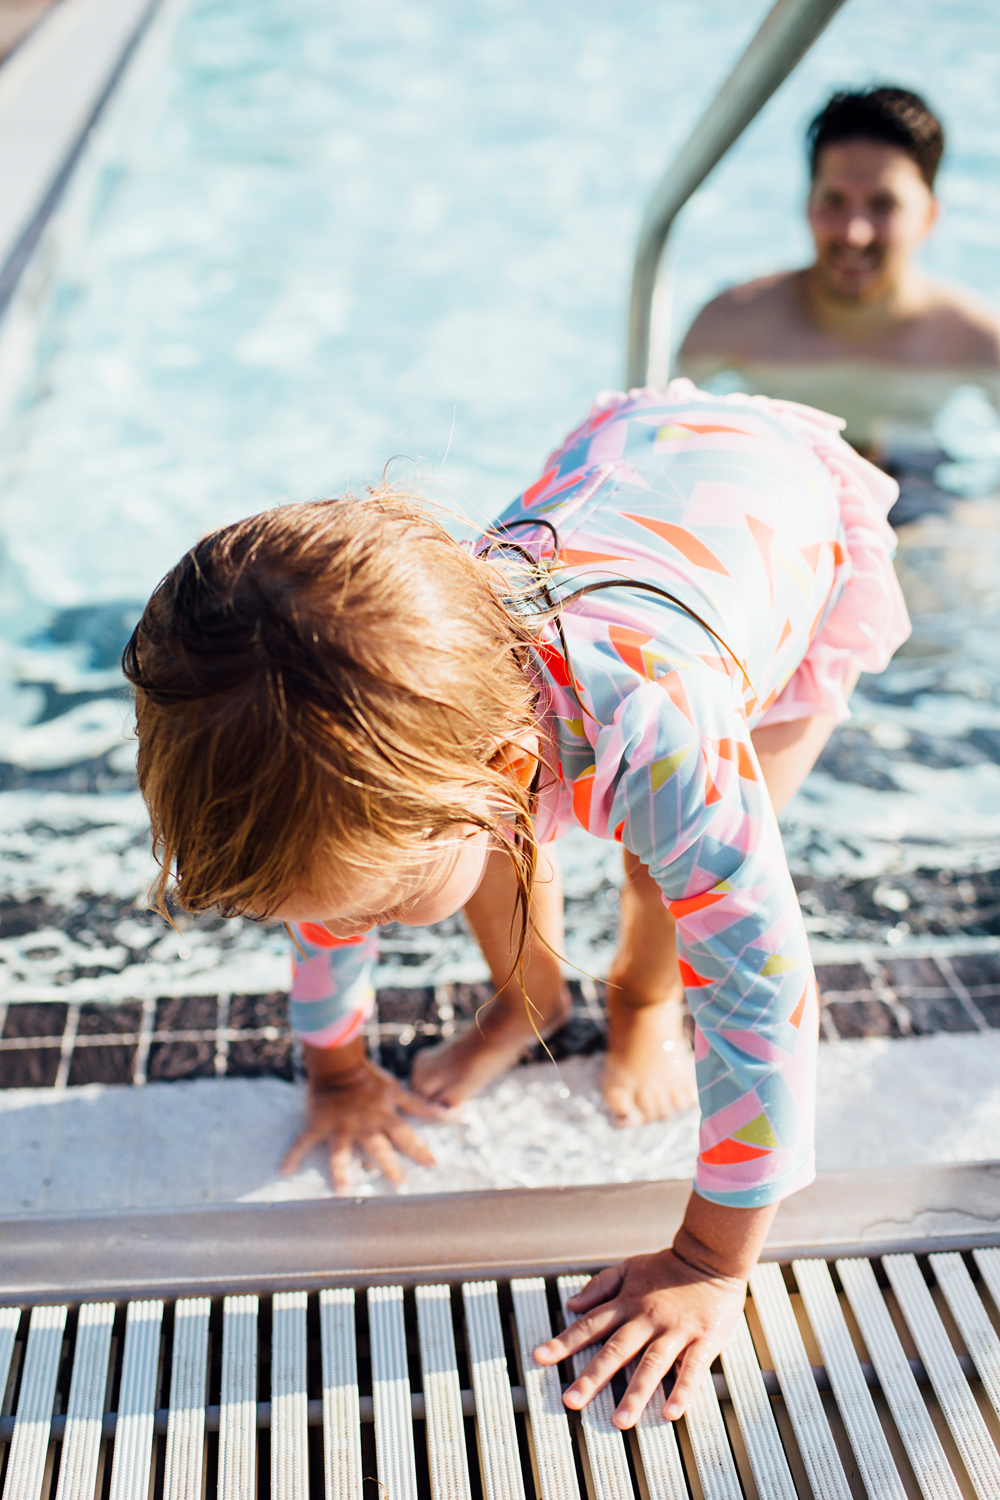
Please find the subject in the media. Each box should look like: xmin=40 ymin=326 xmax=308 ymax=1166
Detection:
xmin=920 ymin=280 xmax=1000 ymax=368
xmin=679 ymin=272 xmax=803 ymax=361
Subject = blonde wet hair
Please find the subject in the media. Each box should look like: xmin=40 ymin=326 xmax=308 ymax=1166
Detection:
xmin=123 ymin=489 xmax=543 ymax=940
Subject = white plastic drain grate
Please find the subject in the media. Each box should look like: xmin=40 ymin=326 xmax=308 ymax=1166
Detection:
xmin=1 ymin=1252 xmax=1000 ymax=1497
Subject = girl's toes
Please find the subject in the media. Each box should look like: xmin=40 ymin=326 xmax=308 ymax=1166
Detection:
xmin=602 ymin=1081 xmax=641 ymax=1128
xmin=637 ymin=1088 xmax=671 ymax=1123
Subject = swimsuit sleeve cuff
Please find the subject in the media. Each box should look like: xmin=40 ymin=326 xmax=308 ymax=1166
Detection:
xmin=291 ymin=989 xmax=375 ymax=1049
xmin=693 ymin=1156 xmax=816 ymax=1210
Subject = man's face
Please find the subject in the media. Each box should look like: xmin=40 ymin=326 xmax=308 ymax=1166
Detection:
xmin=807 ymin=139 xmax=937 ymax=303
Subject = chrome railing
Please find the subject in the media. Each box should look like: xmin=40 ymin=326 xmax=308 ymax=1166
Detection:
xmin=626 ymin=0 xmax=849 ymax=390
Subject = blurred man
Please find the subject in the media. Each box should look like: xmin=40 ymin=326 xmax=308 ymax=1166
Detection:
xmin=678 ymin=88 xmax=1000 ymax=471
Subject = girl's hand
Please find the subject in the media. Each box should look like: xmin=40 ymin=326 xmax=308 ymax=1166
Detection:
xmin=280 ymin=1038 xmax=446 ymax=1193
xmin=533 ymin=1193 xmax=779 ymax=1425
xmin=533 ymin=1248 xmax=746 ymax=1426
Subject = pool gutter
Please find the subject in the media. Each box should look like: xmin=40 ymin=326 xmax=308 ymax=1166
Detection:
xmin=1 ymin=1161 xmax=998 ymax=1304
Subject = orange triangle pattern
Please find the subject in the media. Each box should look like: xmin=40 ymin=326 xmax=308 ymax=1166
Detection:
xmin=533 ymin=639 xmax=573 ymax=689
xmin=572 ymin=768 xmax=595 ymax=830
xmin=669 ymin=889 xmax=727 ymax=919
xmin=788 ymin=986 xmax=807 ymax=1029
xmin=609 ymin=625 xmax=653 ymax=677
xmin=674 ymin=423 xmax=749 ymax=437
xmin=746 ymin=515 xmax=775 ymax=604
xmin=521 ymin=466 xmax=557 ymax=508
xmin=624 ymin=514 xmax=731 ymax=576
xmin=678 ymin=958 xmax=713 ymax=988
xmin=700 ymin=1139 xmax=770 ymax=1166
xmin=658 ymin=670 xmax=694 ymax=722
xmin=713 ymin=738 xmax=758 ymax=780
xmin=298 ymin=924 xmax=368 ymax=949
xmin=562 ymin=547 xmax=625 ymax=567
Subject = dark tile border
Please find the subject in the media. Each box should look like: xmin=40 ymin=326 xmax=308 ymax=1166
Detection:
xmin=3 ymin=951 xmax=1000 ymax=1089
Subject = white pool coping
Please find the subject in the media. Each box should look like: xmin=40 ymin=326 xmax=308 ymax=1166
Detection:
xmin=2 ymin=1028 xmax=1000 ymax=1218
xmin=0 ymin=0 xmax=155 ymax=288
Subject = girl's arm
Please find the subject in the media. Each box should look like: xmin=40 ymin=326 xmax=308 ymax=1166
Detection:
xmin=533 ymin=1191 xmax=775 ymax=1425
xmin=280 ymin=923 xmax=444 ymax=1191
xmin=534 ymin=668 xmax=816 ymax=1418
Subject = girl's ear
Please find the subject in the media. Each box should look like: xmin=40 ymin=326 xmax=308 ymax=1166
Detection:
xmin=490 ymin=732 xmax=539 ymax=789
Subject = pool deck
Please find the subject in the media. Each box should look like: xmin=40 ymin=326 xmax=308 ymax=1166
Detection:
xmin=3 ymin=1025 xmax=1000 ymax=1217
xmin=0 ymin=0 xmax=153 ymax=282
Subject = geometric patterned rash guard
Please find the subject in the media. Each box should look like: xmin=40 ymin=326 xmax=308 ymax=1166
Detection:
xmin=289 ymin=927 xmax=377 ymax=1049
xmin=288 ymin=380 xmax=910 ymax=1208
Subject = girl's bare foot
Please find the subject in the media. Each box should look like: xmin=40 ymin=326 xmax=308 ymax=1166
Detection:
xmin=411 ymin=988 xmax=571 ymax=1110
xmin=602 ymin=988 xmax=697 ymax=1128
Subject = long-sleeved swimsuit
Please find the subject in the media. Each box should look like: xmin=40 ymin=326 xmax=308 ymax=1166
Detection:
xmin=289 ymin=381 xmax=910 ymax=1207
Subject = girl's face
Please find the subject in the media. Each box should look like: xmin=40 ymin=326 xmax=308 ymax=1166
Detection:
xmin=270 ymin=825 xmax=493 ymax=937
xmin=268 ymin=734 xmax=538 ymax=937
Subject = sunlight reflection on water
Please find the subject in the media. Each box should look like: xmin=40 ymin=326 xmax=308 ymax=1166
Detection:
xmin=0 ymin=0 xmax=999 ymax=976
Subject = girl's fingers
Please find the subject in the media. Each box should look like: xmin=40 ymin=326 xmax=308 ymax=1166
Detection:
xmin=329 ymin=1138 xmax=355 ymax=1196
xmin=385 ymin=1119 xmax=436 ymax=1169
xmin=397 ymin=1085 xmax=450 ymax=1120
xmin=563 ymin=1320 xmax=652 ymax=1409
xmin=663 ymin=1338 xmax=713 ymax=1420
xmin=612 ymin=1338 xmax=686 ymax=1428
xmin=566 ymin=1263 xmax=626 ymax=1312
xmin=534 ymin=1265 xmax=628 ymax=1369
xmin=279 ymin=1127 xmax=321 ymax=1177
xmin=533 ymin=1299 xmax=622 ymax=1365
xmin=361 ymin=1132 xmax=407 ymax=1186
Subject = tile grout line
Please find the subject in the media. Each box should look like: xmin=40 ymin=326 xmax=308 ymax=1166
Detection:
xmin=863 ymin=958 xmax=913 ymax=1036
xmin=434 ymin=984 xmax=456 ymax=1039
xmin=578 ymin=975 xmax=607 ymax=1031
xmin=934 ymin=955 xmax=991 ymax=1032
xmin=214 ymin=993 xmax=230 ymax=1077
xmin=53 ymin=1001 xmax=80 ymax=1090
xmin=819 ymin=1004 xmax=842 ymax=1043
xmin=132 ymin=995 xmax=156 ymax=1086
xmin=0 ymin=1025 xmax=292 ymax=1051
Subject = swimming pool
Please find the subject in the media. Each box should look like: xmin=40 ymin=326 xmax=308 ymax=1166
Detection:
xmin=1 ymin=0 xmax=1000 ymax=998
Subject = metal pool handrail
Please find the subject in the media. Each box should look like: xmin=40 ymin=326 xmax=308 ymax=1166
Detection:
xmin=626 ymin=0 xmax=849 ymax=390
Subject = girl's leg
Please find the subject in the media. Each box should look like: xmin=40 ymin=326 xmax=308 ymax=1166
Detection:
xmin=603 ymin=849 xmax=697 ymax=1126
xmin=604 ymin=699 xmax=850 ymax=1125
xmin=749 ymin=708 xmax=844 ymax=815
xmin=410 ymin=843 xmax=570 ymax=1109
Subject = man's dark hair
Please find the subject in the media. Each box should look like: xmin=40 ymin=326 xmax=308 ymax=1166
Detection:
xmin=807 ymin=87 xmax=945 ymax=189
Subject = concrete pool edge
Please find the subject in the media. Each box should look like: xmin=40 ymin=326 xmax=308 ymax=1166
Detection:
xmin=0 ymin=0 xmax=161 ymax=304
xmin=2 ymin=1160 xmax=998 ymax=1303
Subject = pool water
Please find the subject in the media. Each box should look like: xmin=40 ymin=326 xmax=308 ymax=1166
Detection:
xmin=2 ymin=0 xmax=1000 ymax=995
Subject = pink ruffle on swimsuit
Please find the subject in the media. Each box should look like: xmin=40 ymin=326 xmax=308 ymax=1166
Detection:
xmin=289 ymin=382 xmax=910 ymax=1207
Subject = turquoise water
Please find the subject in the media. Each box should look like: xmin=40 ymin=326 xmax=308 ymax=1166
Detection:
xmin=1 ymin=0 xmax=1000 ymax=991
xmin=1 ymin=0 xmax=999 ymax=615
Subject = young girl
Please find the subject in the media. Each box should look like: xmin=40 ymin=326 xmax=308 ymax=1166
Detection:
xmin=124 ymin=380 xmax=908 ymax=1426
